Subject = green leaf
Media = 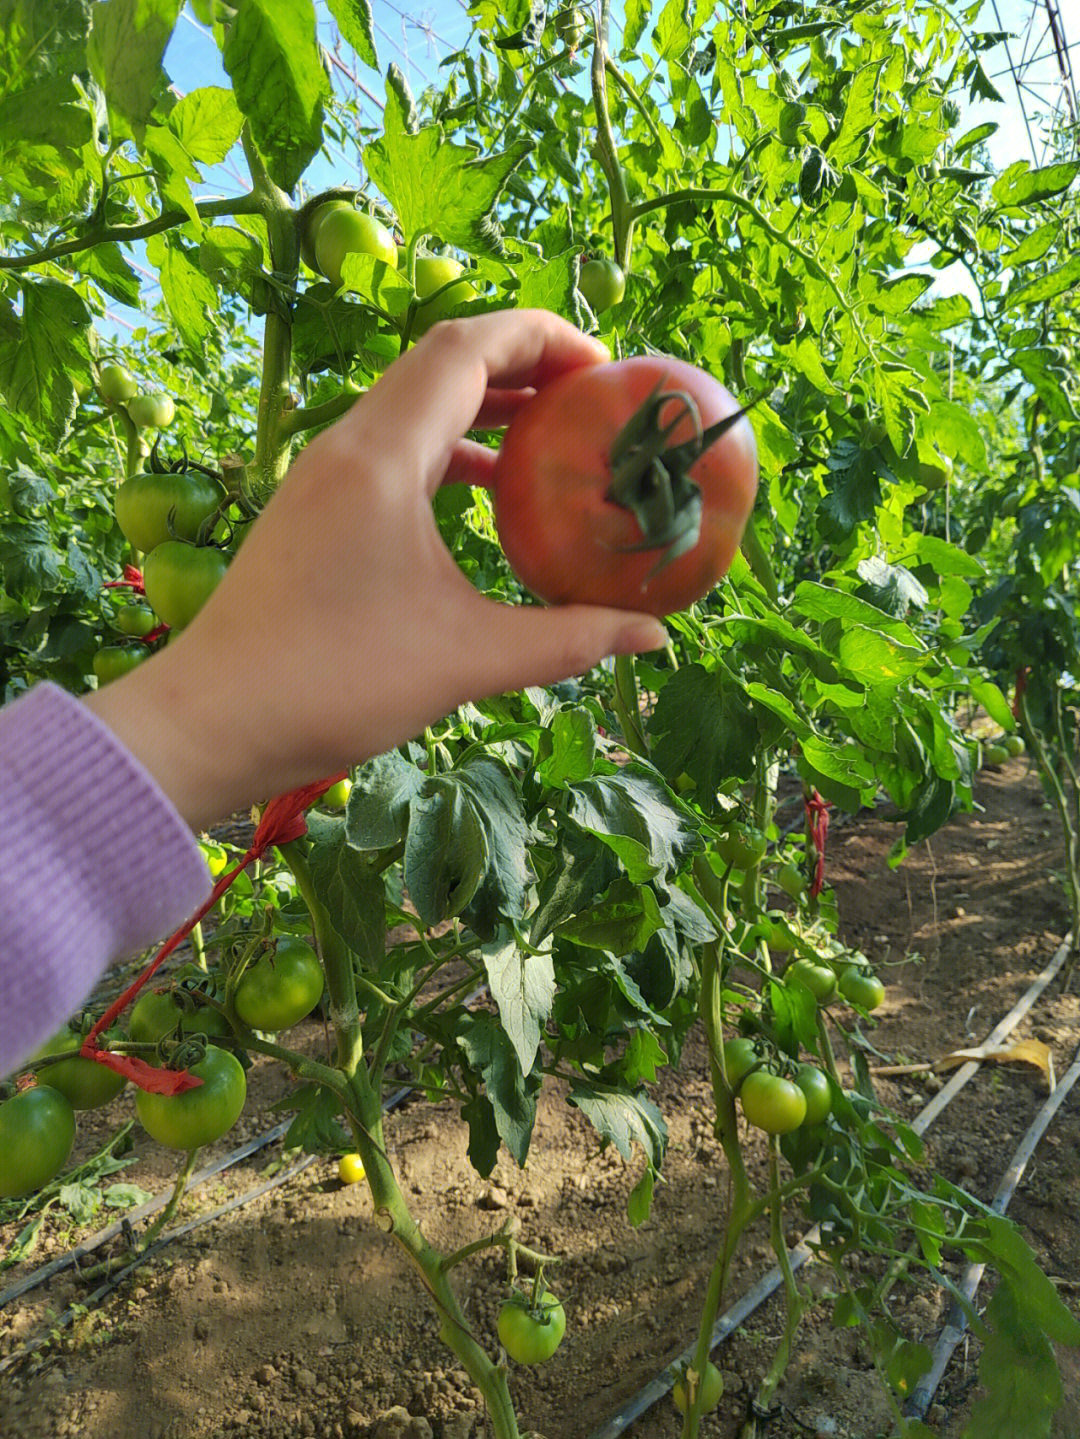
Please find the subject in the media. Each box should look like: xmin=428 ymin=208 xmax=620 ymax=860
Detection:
xmin=648 ymin=664 xmax=762 ymax=792
xmin=963 ymin=1280 xmax=1073 ymax=1439
xmin=74 ymin=243 xmax=143 ymax=307
xmin=305 ymin=814 xmax=387 ymax=970
xmin=557 ymin=877 xmax=664 ymax=956
xmin=530 ymin=822 xmax=619 ymax=945
xmin=1000 ymin=221 xmax=1059 ymax=269
xmin=461 ymin=1094 xmax=499 ymax=1177
xmin=953 ymin=121 xmax=997 ymax=157
xmin=275 ymin=1083 xmax=351 ymax=1154
xmin=537 ymin=707 xmax=597 ymax=787
xmin=0 ymin=280 xmax=91 ymax=441
xmin=565 ymin=763 xmax=703 ymax=882
xmin=87 ymin=0 xmax=182 ymax=141
xmin=222 ymin=0 xmax=329 ymax=192
xmin=873 ymin=274 xmax=934 ymax=316
xmin=622 ymin=1030 xmax=667 ymax=1086
xmin=829 ymin=60 xmax=883 ymax=166
xmin=324 ymin=0 xmax=377 ymax=70
xmin=970 ymin=677 xmax=1014 ymax=732
xmin=146 ymin=236 xmax=219 ymax=355
xmin=405 ymin=781 xmax=489 ymax=926
xmin=626 ymin=1165 xmax=654 ymax=1227
xmin=457 ymin=1011 xmax=539 ymax=1166
xmin=991 ymin=160 xmax=1079 ymax=208
xmin=481 ymin=929 xmax=555 ymax=1076
xmin=168 ymin=86 xmax=244 ymax=165
xmin=567 ymin=1082 xmax=667 ymax=1169
xmin=346 ymin=750 xmax=427 ymax=849
xmin=1004 ymin=254 xmax=1080 ymax=311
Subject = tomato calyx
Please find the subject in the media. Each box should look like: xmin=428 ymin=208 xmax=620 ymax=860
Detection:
xmin=604 ymin=379 xmax=759 ymax=581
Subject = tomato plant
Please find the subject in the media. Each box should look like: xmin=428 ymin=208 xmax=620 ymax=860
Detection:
xmin=786 ymin=958 xmax=837 ymax=1004
xmin=492 ymin=356 xmax=758 ymax=616
xmin=411 ymin=255 xmax=475 ymax=335
xmin=0 ymin=1086 xmax=76 ymax=1197
xmin=234 ymin=936 xmax=324 ymax=1031
xmin=98 ymin=363 xmax=137 ymax=403
xmin=497 ymin=1290 xmax=567 ymax=1364
xmin=738 ymin=1071 xmax=807 ymax=1134
xmin=142 ymin=542 xmax=229 ymax=630
xmin=113 ymin=601 xmax=157 ymax=637
xmin=114 ymin=470 xmax=226 ymax=554
xmin=33 ymin=1029 xmax=127 ymax=1109
xmin=126 ymin=393 xmax=176 ymax=429
xmin=314 ymin=208 xmax=397 ymax=289
xmin=838 ymin=968 xmax=885 ymax=1011
xmin=578 ymin=257 xmax=625 ymax=312
xmin=794 ymin=1064 xmax=832 ymax=1126
xmin=672 ymin=1360 xmax=723 ymax=1415
xmin=135 ymin=1045 xmax=246 ymax=1150
xmin=93 ymin=645 xmax=149 ymax=684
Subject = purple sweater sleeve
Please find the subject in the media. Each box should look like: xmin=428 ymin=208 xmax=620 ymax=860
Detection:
xmin=0 ymin=682 xmax=213 ymax=1080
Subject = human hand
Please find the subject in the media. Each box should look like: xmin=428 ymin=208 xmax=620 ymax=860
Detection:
xmin=83 ymin=311 xmax=668 ymax=830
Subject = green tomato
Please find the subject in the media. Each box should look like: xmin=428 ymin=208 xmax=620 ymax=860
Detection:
xmin=497 ymin=1290 xmax=567 ymax=1364
xmin=0 ymin=1086 xmax=76 ymax=1197
xmin=838 ymin=967 xmax=885 ymax=1011
xmin=114 ymin=471 xmax=226 ymax=554
xmin=234 ymin=937 xmax=324 ymax=1032
xmin=321 ymin=777 xmax=352 ymax=809
xmin=786 ymin=958 xmax=838 ymax=1004
xmin=93 ymin=645 xmax=149 ymax=685
xmin=338 ymin=1153 xmax=366 ymax=1185
xmin=300 ymin=197 xmax=353 ymax=271
xmin=135 ymin=1045 xmax=246 ymax=1151
xmin=578 ymin=258 xmax=626 ymax=312
xmin=315 ymin=209 xmax=398 ymax=288
xmin=98 ymin=364 xmax=138 ymax=404
xmin=128 ymin=988 xmax=230 ymax=1047
xmin=1004 ymin=733 xmax=1025 ymax=757
xmin=794 ymin=1063 xmax=832 ymax=1126
xmin=714 ymin=824 xmax=767 ymax=871
xmin=412 ymin=256 xmax=476 ymax=335
xmin=983 ymin=742 xmax=1009 ymax=767
xmin=143 ymin=542 xmax=228 ymax=630
xmin=760 ymin=917 xmax=796 ymax=953
xmin=552 ymin=5 xmax=589 ymax=48
xmin=722 ymin=1036 xmax=760 ymax=1086
xmin=113 ymin=602 xmax=157 ymax=637
xmin=33 ymin=1030 xmax=127 ymax=1110
xmin=777 ymin=862 xmax=807 ymax=899
xmin=126 ymin=393 xmax=175 ymax=429
xmin=917 ymin=456 xmax=952 ymax=491
xmin=739 ymin=1070 xmax=807 ymax=1134
xmin=201 ymin=842 xmax=230 ymax=877
xmin=673 ymin=1360 xmax=723 ymax=1416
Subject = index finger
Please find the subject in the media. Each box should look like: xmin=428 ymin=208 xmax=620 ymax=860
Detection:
xmin=340 ymin=310 xmax=610 ymax=493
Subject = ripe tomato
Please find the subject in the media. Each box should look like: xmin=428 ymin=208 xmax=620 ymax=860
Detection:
xmin=315 ymin=208 xmax=398 ymax=288
xmin=143 ymin=542 xmax=229 ymax=630
xmin=338 ymin=1153 xmax=366 ymax=1184
xmin=411 ymin=255 xmax=475 ymax=335
xmin=135 ymin=1045 xmax=246 ymax=1150
xmin=33 ymin=1030 xmax=127 ymax=1110
xmin=93 ymin=645 xmax=149 ymax=684
xmin=838 ymin=967 xmax=885 ymax=1011
xmin=722 ymin=1036 xmax=759 ymax=1086
xmin=114 ymin=471 xmax=226 ymax=554
xmin=321 ymin=777 xmax=353 ymax=809
xmin=126 ymin=393 xmax=175 ymax=429
xmin=786 ymin=958 xmax=837 ymax=1004
xmin=497 ymin=1290 xmax=567 ymax=1364
xmin=579 ymin=258 xmax=625 ymax=312
xmin=777 ymin=862 xmax=807 ymax=899
xmin=492 ymin=356 xmax=757 ymax=616
xmin=673 ymin=1360 xmax=723 ymax=1415
xmin=300 ymin=196 xmax=353 ymax=271
xmin=98 ymin=363 xmax=137 ymax=403
xmin=794 ymin=1063 xmax=832 ymax=1125
xmin=234 ymin=937 xmax=324 ymax=1032
xmin=113 ymin=601 xmax=157 ymax=637
xmin=0 ymin=1086 xmax=76 ymax=1197
xmin=715 ymin=824 xmax=767 ymax=870
xmin=738 ymin=1071 xmax=807 ymax=1134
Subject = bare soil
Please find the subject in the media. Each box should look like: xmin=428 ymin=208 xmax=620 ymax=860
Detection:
xmin=2 ymin=754 xmax=1079 ymax=1439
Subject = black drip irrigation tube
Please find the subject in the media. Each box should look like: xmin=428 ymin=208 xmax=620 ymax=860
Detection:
xmin=586 ymin=933 xmax=1073 ymax=1438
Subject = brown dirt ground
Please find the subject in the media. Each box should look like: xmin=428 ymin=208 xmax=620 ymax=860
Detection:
xmin=2 ymin=753 xmax=1079 ymax=1439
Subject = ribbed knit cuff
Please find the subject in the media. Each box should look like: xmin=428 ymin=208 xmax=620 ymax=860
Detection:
xmin=0 ymin=682 xmax=213 ymax=1078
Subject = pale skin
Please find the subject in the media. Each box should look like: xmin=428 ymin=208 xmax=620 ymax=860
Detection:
xmin=83 ymin=311 xmax=668 ymax=832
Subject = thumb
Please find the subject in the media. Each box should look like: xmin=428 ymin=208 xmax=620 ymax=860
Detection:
xmin=463 ymin=601 xmax=668 ymax=698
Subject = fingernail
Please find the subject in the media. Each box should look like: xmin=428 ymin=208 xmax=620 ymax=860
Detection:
xmin=620 ymin=620 xmax=667 ymax=652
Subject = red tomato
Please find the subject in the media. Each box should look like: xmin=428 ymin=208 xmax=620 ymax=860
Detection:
xmin=492 ymin=356 xmax=758 ymax=617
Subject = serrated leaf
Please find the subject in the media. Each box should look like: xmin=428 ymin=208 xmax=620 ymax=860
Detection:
xmin=324 ymin=0 xmax=377 ymax=70
xmin=146 ymin=235 xmax=218 ymax=355
xmin=0 ymin=280 xmax=91 ymax=441
xmin=345 ymin=750 xmax=427 ymax=850
xmin=567 ymin=1082 xmax=667 ymax=1169
xmin=648 ymin=664 xmax=761 ymax=793
xmin=457 ymin=1011 xmax=539 ymax=1166
xmin=168 ymin=85 xmax=244 ymax=165
xmin=305 ymin=813 xmax=386 ymax=970
xmin=565 ymin=761 xmax=704 ymax=880
xmin=481 ymin=930 xmax=554 ymax=1076
xmin=88 ymin=0 xmax=182 ymax=140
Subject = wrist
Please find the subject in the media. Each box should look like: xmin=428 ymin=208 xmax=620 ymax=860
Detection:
xmin=81 ymin=639 xmax=265 ymax=832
